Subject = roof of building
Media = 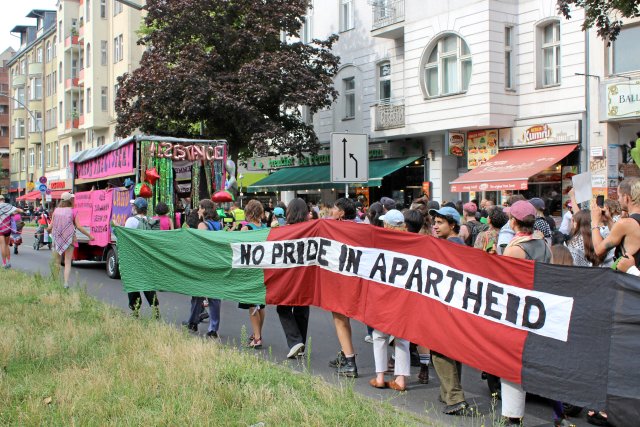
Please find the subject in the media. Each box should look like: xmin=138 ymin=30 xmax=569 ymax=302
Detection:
xmin=10 ymin=25 xmax=35 ymax=33
xmin=26 ymin=10 xmax=56 ymax=19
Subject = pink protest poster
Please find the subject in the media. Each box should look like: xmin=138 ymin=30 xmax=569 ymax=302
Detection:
xmin=90 ymin=190 xmax=113 ymax=247
xmin=75 ymin=143 xmax=134 ymax=180
xmin=74 ymin=191 xmax=93 ymax=228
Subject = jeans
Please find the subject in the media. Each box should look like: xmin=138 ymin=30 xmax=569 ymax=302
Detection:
xmin=188 ymin=297 xmax=221 ymax=332
xmin=276 ymin=305 xmax=309 ymax=348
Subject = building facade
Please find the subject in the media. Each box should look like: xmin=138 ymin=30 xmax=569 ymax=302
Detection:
xmin=0 ymin=48 xmax=15 ymax=195
xmin=7 ymin=0 xmax=143 ymax=201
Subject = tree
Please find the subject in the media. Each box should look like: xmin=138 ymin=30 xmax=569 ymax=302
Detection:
xmin=558 ymin=0 xmax=640 ymax=42
xmin=115 ymin=0 xmax=340 ymax=162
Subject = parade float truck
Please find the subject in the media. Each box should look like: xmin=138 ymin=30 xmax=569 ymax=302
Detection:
xmin=70 ymin=135 xmax=228 ymax=278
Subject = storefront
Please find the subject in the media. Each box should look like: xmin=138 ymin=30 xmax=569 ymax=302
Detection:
xmin=247 ymin=141 xmax=426 ymax=207
xmin=450 ymin=121 xmax=581 ymax=215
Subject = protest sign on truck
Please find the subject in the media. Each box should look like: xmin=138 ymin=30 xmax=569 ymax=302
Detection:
xmin=69 ymin=135 xmax=227 ymax=278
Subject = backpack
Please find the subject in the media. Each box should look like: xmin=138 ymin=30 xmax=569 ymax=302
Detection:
xmin=205 ymin=219 xmax=221 ymax=231
xmin=465 ymin=220 xmax=488 ymax=247
xmin=136 ymin=216 xmax=160 ymax=230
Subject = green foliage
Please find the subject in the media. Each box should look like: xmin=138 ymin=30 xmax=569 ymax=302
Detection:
xmin=558 ymin=0 xmax=640 ymax=42
xmin=116 ymin=0 xmax=340 ymax=161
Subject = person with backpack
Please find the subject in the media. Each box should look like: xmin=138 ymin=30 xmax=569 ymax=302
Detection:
xmin=124 ymin=197 xmax=160 ymax=318
xmin=458 ymin=202 xmax=488 ymax=247
xmin=183 ymin=199 xmax=223 ymax=338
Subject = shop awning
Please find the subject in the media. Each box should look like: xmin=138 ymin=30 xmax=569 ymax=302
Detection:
xmin=16 ymin=190 xmax=42 ymax=202
xmin=450 ymin=144 xmax=578 ymax=192
xmin=248 ymin=156 xmax=420 ymax=192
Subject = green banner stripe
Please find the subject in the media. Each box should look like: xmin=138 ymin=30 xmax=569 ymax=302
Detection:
xmin=114 ymin=227 xmax=269 ymax=304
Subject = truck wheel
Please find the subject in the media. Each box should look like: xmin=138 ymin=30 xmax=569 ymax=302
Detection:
xmin=106 ymin=248 xmax=120 ymax=279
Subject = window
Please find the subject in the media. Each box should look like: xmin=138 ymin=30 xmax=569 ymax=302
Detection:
xmin=29 ymin=78 xmax=43 ymax=100
xmin=97 ymin=136 xmax=105 ymax=146
xmin=100 ymin=0 xmax=107 ymax=18
xmin=86 ymin=88 xmax=92 ymax=113
xmin=113 ymin=35 xmax=123 ymax=63
xmin=539 ymin=21 xmax=561 ymax=87
xmin=612 ymin=25 xmax=640 ymax=74
xmin=54 ymin=141 xmax=59 ymax=166
xmin=29 ymin=148 xmax=34 ymax=168
xmin=36 ymin=47 xmax=43 ymax=63
xmin=58 ymin=62 xmax=62 ymax=83
xmin=52 ymin=36 xmax=56 ymax=58
xmin=101 ymin=86 xmax=108 ymax=111
xmin=37 ymin=147 xmax=42 ymax=168
xmin=46 ymin=144 xmax=51 ymax=166
xmin=505 ymin=26 xmax=514 ymax=90
xmin=101 ymin=40 xmax=108 ymax=65
xmin=15 ymin=119 xmax=25 ymax=138
xmin=339 ymin=0 xmax=354 ymax=32
xmin=20 ymin=59 xmax=27 ymax=75
xmin=423 ymin=34 xmax=472 ymax=97
xmin=63 ymin=145 xmax=70 ymax=166
xmin=15 ymin=88 xmax=25 ymax=108
xmin=59 ymin=102 xmax=63 ymax=124
xmin=52 ymin=71 xmax=57 ymax=93
xmin=86 ymin=0 xmax=91 ymax=22
xmin=114 ymin=83 xmax=120 ymax=103
xmin=75 ymin=141 xmax=82 ymax=153
xmin=52 ymin=107 xmax=57 ymax=128
xmin=378 ymin=61 xmax=391 ymax=102
xmin=29 ymin=112 xmax=43 ymax=133
xmin=58 ymin=20 xmax=62 ymax=37
xmin=46 ymin=41 xmax=52 ymax=62
xmin=21 ymin=151 xmax=26 ymax=171
xmin=86 ymin=43 xmax=91 ymax=68
xmin=113 ymin=0 xmax=123 ymax=16
xmin=301 ymin=16 xmax=312 ymax=44
xmin=343 ymin=77 xmax=355 ymax=119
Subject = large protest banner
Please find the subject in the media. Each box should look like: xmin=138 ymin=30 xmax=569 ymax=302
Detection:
xmin=73 ymin=192 xmax=93 ymax=228
xmin=111 ymin=187 xmax=133 ymax=227
xmin=114 ymin=220 xmax=640 ymax=427
xmin=89 ymin=190 xmax=113 ymax=246
xmin=75 ymin=143 xmax=134 ymax=180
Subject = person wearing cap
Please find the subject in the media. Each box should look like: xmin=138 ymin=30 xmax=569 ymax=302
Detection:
xmin=270 ymin=206 xmax=286 ymax=227
xmin=124 ymin=197 xmax=160 ymax=318
xmin=501 ymin=200 xmax=551 ymax=425
xmin=0 ymin=195 xmax=23 ymax=269
xmin=380 ymin=196 xmax=396 ymax=213
xmin=458 ymin=202 xmax=488 ymax=247
xmin=497 ymin=194 xmax=526 ymax=254
xmin=368 ymin=209 xmax=412 ymax=392
xmin=529 ymin=198 xmax=552 ymax=245
xmin=427 ymin=206 xmax=469 ymax=415
xmin=48 ymin=192 xmax=94 ymax=288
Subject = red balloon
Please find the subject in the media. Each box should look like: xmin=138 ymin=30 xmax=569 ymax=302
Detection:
xmin=212 ymin=190 xmax=233 ymax=203
xmin=139 ymin=183 xmax=153 ymax=198
xmin=145 ymin=167 xmax=161 ymax=185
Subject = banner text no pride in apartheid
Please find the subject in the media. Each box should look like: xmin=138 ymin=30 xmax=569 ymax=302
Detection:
xmin=114 ymin=220 xmax=640 ymax=427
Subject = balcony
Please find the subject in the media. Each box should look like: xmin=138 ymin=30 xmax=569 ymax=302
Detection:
xmin=28 ymin=62 xmax=43 ymax=76
xmin=65 ymin=77 xmax=81 ymax=91
xmin=371 ymin=0 xmax=405 ymax=39
xmin=64 ymin=115 xmax=83 ymax=135
xmin=372 ymin=100 xmax=405 ymax=131
xmin=65 ymin=35 xmax=80 ymax=50
xmin=12 ymin=74 xmax=26 ymax=87
xmin=27 ymin=130 xmax=42 ymax=143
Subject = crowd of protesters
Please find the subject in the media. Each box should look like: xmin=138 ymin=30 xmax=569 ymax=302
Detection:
xmin=2 ymin=175 xmax=639 ymax=427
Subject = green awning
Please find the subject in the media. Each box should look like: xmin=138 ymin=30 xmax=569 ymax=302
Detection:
xmin=247 ymin=156 xmax=420 ymax=192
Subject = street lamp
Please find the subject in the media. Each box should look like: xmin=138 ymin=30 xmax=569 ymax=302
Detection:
xmin=0 ymin=92 xmax=46 ymax=201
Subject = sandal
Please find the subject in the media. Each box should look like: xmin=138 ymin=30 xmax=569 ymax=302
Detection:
xmin=587 ymin=410 xmax=610 ymax=427
xmin=369 ymin=378 xmax=388 ymax=389
xmin=249 ymin=337 xmax=262 ymax=349
xmin=385 ymin=379 xmax=406 ymax=391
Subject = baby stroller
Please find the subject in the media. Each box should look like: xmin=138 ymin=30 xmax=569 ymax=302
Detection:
xmin=34 ymin=224 xmax=52 ymax=250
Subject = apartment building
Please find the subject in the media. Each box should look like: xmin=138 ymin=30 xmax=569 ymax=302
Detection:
xmin=249 ymin=0 xmax=633 ymax=211
xmin=0 ymin=48 xmax=16 ymax=195
xmin=7 ymin=0 xmax=143 ymax=201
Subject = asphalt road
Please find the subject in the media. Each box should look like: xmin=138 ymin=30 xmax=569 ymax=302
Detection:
xmin=8 ymin=228 xmax=592 ymax=427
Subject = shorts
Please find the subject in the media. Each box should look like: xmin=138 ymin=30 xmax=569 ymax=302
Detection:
xmin=238 ymin=303 xmax=265 ymax=310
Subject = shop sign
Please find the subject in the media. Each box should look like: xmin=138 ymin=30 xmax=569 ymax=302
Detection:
xmin=49 ymin=180 xmax=67 ymax=190
xmin=499 ymin=121 xmax=580 ymax=148
xmin=605 ymin=81 xmax=640 ymax=120
xmin=265 ymin=149 xmax=385 ymax=169
xmin=467 ymin=130 xmax=498 ymax=169
xmin=149 ymin=141 xmax=226 ymax=162
xmin=26 ymin=181 xmax=35 ymax=191
xmin=422 ymin=181 xmax=431 ymax=198
xmin=446 ymin=132 xmax=465 ymax=157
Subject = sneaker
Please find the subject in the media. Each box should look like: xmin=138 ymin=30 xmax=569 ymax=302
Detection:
xmin=63 ymin=283 xmax=70 ymax=289
xmin=337 ymin=356 xmax=358 ymax=378
xmin=418 ymin=363 xmax=429 ymax=384
xmin=206 ymin=330 xmax=219 ymax=339
xmin=199 ymin=311 xmax=209 ymax=323
xmin=364 ymin=335 xmax=374 ymax=344
xmin=3 ymin=263 xmax=10 ymax=269
xmin=329 ymin=351 xmax=347 ymax=368
xmin=443 ymin=400 xmax=469 ymax=416
xmin=287 ymin=343 xmax=305 ymax=359
xmin=181 ymin=321 xmax=198 ymax=332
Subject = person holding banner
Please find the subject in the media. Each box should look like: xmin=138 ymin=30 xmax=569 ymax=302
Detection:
xmin=501 ymin=200 xmax=552 ymax=425
xmin=49 ymin=193 xmax=94 ymax=288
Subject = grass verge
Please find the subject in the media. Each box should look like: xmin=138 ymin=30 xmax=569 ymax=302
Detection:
xmin=0 ymin=269 xmax=429 ymax=426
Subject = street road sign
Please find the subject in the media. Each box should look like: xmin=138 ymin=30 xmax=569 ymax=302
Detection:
xmin=38 ymin=184 xmax=47 ymax=192
xmin=45 ymin=194 xmax=52 ymax=202
xmin=39 ymin=176 xmax=47 ymax=184
xmin=330 ymin=133 xmax=369 ymax=183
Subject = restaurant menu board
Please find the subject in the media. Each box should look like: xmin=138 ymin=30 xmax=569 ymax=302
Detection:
xmin=467 ymin=130 xmax=498 ymax=169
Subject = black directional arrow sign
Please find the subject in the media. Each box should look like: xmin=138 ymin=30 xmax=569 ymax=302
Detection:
xmin=330 ymin=133 xmax=369 ymax=183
